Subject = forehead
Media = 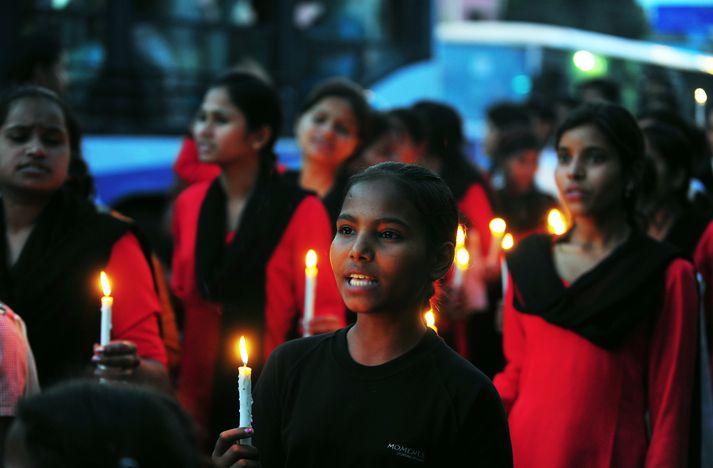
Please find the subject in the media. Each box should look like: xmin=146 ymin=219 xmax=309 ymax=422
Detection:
xmin=309 ymin=97 xmax=356 ymax=121
xmin=4 ymin=97 xmax=66 ymax=128
xmin=202 ymin=86 xmax=240 ymax=112
xmin=341 ymin=178 xmax=421 ymax=224
xmin=558 ymin=124 xmax=613 ymax=150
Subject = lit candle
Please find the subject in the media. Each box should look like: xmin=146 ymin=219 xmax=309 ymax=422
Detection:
xmin=547 ymin=208 xmax=567 ymax=235
xmin=488 ymin=217 xmax=507 ymax=263
xmin=424 ymin=309 xmax=438 ymax=334
xmin=237 ymin=336 xmax=252 ymax=443
xmin=695 ymin=88 xmax=707 ymax=128
xmin=99 ymin=271 xmax=112 ymax=346
xmin=500 ymin=234 xmax=514 ymax=293
xmin=452 ymin=247 xmax=470 ymax=290
xmin=303 ymin=250 xmax=318 ymax=337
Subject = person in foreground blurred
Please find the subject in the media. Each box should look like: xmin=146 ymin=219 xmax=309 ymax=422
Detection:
xmin=3 ymin=381 xmax=204 ymax=468
xmin=494 ymin=103 xmax=697 ymax=467
xmin=212 ymin=162 xmax=513 ymax=467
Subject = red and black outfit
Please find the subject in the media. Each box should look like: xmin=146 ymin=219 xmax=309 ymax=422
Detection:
xmin=0 ymin=189 xmax=167 ymax=388
xmin=494 ymin=231 xmax=697 ymax=467
xmin=172 ymin=169 xmax=344 ymax=438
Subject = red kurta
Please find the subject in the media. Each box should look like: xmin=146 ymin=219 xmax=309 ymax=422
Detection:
xmin=105 ymin=233 xmax=168 ymax=367
xmin=171 ymin=180 xmax=344 ymax=428
xmin=494 ymin=259 xmax=698 ymax=467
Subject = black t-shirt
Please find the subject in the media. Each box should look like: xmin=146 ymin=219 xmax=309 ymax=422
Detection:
xmin=253 ymin=327 xmax=513 ymax=467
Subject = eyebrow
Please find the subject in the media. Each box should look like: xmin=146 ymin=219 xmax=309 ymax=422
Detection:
xmin=337 ymin=213 xmax=411 ymax=227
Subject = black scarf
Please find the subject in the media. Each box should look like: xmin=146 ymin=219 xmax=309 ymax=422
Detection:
xmin=665 ymin=206 xmax=711 ymax=259
xmin=0 ymin=189 xmax=137 ymax=387
xmin=506 ymin=230 xmax=678 ymax=349
xmin=195 ymin=169 xmax=309 ymax=439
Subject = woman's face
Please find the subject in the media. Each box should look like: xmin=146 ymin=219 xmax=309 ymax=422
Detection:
xmin=296 ymin=97 xmax=359 ymax=170
xmin=0 ymin=97 xmax=71 ymax=198
xmin=555 ymin=124 xmax=626 ymax=218
xmin=192 ymin=86 xmax=264 ymax=165
xmin=330 ymin=179 xmax=434 ymax=316
xmin=505 ymin=149 xmax=539 ymax=193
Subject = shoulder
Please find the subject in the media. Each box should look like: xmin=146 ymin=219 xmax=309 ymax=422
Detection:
xmin=175 ymin=180 xmax=214 ymax=207
xmin=428 ymin=336 xmax=498 ymax=399
xmin=264 ymin=332 xmax=336 ymax=378
xmin=664 ymin=257 xmax=695 ymax=286
xmin=291 ymin=194 xmax=329 ymax=223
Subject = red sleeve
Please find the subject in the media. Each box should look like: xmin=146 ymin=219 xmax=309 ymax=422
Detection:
xmin=172 ymin=137 xmax=221 ymax=186
xmin=105 ymin=233 xmax=168 ymax=368
xmin=645 ymin=258 xmax=698 ymax=467
xmin=0 ymin=310 xmax=28 ymax=416
xmin=264 ymin=195 xmax=345 ymax=357
xmin=458 ymin=183 xmax=495 ymax=257
xmin=492 ymin=274 xmax=524 ymax=414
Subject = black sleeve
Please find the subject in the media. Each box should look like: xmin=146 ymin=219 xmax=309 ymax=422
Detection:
xmin=455 ymin=383 xmax=513 ymax=468
xmin=252 ymin=349 xmax=286 ymax=468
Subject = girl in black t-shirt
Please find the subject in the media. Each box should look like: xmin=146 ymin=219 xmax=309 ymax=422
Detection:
xmin=212 ymin=162 xmax=512 ymax=468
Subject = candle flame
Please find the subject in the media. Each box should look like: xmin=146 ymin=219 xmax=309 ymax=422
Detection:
xmin=489 ymin=218 xmax=507 ymax=236
xmin=501 ymin=233 xmax=514 ymax=251
xmin=305 ymin=249 xmax=318 ymax=269
xmin=424 ymin=309 xmax=437 ymax=332
xmin=100 ymin=271 xmax=111 ymax=296
xmin=547 ymin=209 xmax=567 ymax=235
xmin=695 ymin=88 xmax=708 ymax=104
xmin=456 ymin=248 xmax=470 ymax=267
xmin=237 ymin=336 xmax=248 ymax=366
xmin=456 ymin=224 xmax=466 ymax=248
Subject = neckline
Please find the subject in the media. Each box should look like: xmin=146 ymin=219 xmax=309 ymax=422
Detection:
xmin=331 ymin=325 xmax=438 ymax=380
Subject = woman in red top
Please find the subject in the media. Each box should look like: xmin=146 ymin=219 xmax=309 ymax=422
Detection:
xmin=171 ymin=72 xmax=344 ymax=439
xmin=494 ymin=102 xmax=698 ymax=467
xmin=0 ymin=86 xmax=168 ymax=388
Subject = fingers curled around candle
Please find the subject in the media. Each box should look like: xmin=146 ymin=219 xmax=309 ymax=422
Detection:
xmin=212 ymin=428 xmax=259 ymax=468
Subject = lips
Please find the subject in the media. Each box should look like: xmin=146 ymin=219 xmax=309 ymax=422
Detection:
xmin=196 ymin=142 xmax=215 ymax=156
xmin=563 ymin=186 xmax=588 ymax=200
xmin=17 ymin=162 xmax=50 ymax=175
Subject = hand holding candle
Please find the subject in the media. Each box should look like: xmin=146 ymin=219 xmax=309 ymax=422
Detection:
xmin=303 ymin=249 xmax=318 ymax=337
xmin=99 ymin=271 xmax=113 ymax=346
xmin=237 ymin=336 xmax=253 ymax=443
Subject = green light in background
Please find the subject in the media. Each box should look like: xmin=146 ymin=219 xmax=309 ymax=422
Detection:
xmin=572 ymin=50 xmax=608 ymax=76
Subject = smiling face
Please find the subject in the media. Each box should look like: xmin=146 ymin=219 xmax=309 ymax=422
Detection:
xmin=296 ymin=96 xmax=360 ymax=170
xmin=0 ymin=97 xmax=71 ymax=198
xmin=192 ymin=86 xmax=264 ymax=165
xmin=555 ymin=124 xmax=626 ymax=218
xmin=330 ymin=179 xmax=434 ymax=316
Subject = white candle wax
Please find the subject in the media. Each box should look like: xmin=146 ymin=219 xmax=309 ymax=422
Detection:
xmin=452 ymin=264 xmax=464 ymax=290
xmin=501 ymin=258 xmax=509 ymax=295
xmin=100 ymin=296 xmax=113 ymax=346
xmin=238 ymin=364 xmax=252 ymax=444
xmin=303 ymin=262 xmax=317 ymax=337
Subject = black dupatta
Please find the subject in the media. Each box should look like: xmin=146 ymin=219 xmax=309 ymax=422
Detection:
xmin=506 ymin=231 xmax=679 ymax=349
xmin=195 ymin=168 xmax=309 ymax=439
xmin=0 ymin=189 xmax=136 ymax=387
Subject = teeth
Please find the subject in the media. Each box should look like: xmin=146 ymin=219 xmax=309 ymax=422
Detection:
xmin=348 ymin=275 xmax=377 ymax=287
